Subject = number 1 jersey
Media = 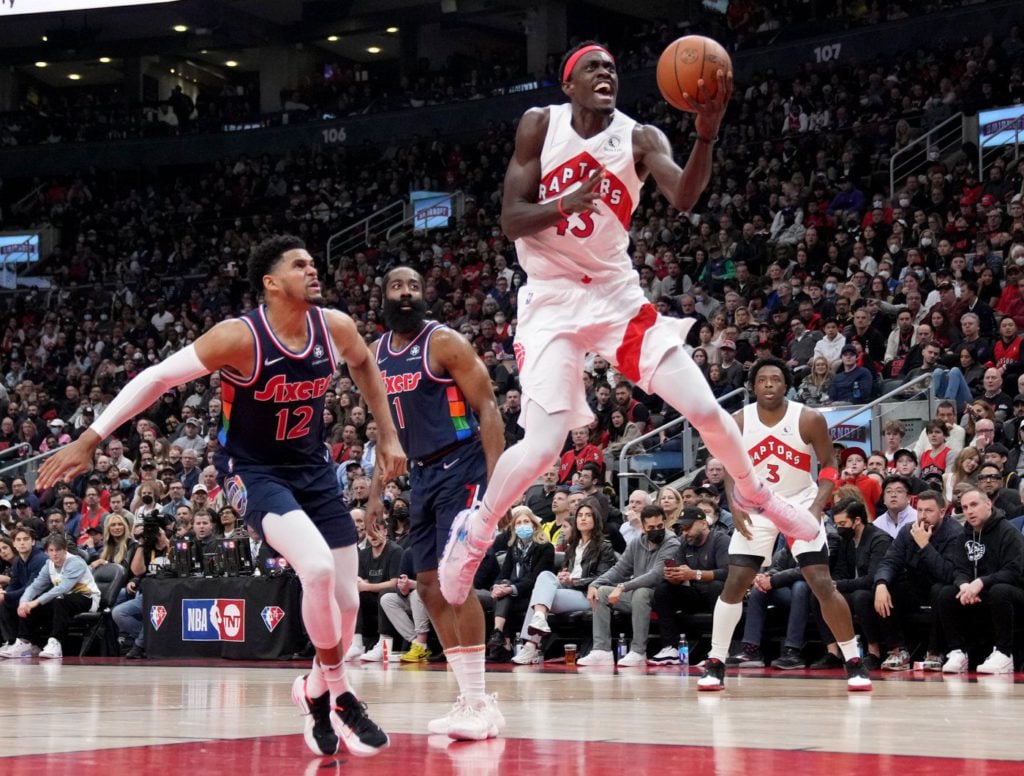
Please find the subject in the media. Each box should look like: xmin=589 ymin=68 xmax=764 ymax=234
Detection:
xmin=375 ymin=321 xmax=478 ymax=461
xmin=218 ymin=305 xmax=337 ymax=469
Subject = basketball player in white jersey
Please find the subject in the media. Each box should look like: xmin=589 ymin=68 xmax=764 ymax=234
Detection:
xmin=440 ymin=42 xmax=821 ymax=605
xmin=697 ymin=358 xmax=871 ymax=691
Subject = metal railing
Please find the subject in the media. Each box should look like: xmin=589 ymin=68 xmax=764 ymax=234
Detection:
xmin=10 ymin=183 xmax=45 ymax=216
xmin=616 ymin=386 xmax=748 ymax=511
xmin=889 ymin=112 xmax=964 ymax=197
xmin=325 ymin=199 xmax=406 ymax=269
xmin=824 ymin=372 xmax=935 ymax=452
xmin=616 ymin=374 xmax=935 ymax=509
xmin=0 ymin=445 xmax=61 ymax=485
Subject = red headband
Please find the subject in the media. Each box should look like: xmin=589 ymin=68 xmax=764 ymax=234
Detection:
xmin=562 ymin=45 xmax=614 ymax=83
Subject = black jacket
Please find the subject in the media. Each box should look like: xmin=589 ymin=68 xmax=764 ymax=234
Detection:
xmin=832 ymin=523 xmax=892 ymax=593
xmin=952 ymin=512 xmax=1024 ymax=589
xmin=561 ymin=538 xmax=616 ymax=591
xmin=499 ymin=539 xmax=555 ymax=599
xmin=765 ymin=544 xmax=803 ymax=589
xmin=676 ymin=530 xmax=731 ymax=582
xmin=3 ymin=546 xmax=46 ymax=606
xmin=874 ymin=516 xmax=961 ymax=588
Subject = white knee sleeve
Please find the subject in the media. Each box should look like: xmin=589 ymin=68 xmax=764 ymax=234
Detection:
xmin=262 ymin=510 xmax=342 ymax=649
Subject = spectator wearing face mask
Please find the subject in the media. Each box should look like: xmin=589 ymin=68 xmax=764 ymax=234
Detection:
xmin=577 ymin=505 xmax=680 ymax=667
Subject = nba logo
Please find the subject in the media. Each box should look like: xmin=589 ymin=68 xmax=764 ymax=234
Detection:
xmin=182 ymin=599 xmax=246 ymax=641
xmin=261 ymin=606 xmax=286 ymax=633
xmin=150 ymin=605 xmax=167 ymax=631
xmin=314 ymin=345 xmax=324 ymax=358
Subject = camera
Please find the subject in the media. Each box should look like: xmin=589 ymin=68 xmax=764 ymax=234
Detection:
xmin=141 ymin=510 xmax=164 ymax=546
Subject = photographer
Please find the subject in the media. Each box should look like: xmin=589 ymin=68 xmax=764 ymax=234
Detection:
xmin=111 ymin=510 xmax=170 ymax=659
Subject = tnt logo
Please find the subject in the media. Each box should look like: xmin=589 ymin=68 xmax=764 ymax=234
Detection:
xmin=182 ymin=599 xmax=246 ymax=642
xmin=261 ymin=606 xmax=286 ymax=633
xmin=150 ymin=605 xmax=167 ymax=631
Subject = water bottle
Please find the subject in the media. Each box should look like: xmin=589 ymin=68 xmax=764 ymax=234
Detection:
xmin=616 ymin=633 xmax=628 ymax=660
xmin=678 ymin=635 xmax=689 ymax=669
xmin=852 ymin=380 xmax=861 ymax=401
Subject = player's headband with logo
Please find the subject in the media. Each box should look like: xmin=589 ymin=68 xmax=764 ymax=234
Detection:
xmin=562 ymin=45 xmax=614 ymax=83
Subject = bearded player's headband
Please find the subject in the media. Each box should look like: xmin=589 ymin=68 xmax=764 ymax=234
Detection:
xmin=562 ymin=45 xmax=614 ymax=83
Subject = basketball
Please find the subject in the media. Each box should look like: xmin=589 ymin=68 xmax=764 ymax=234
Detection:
xmin=656 ymin=35 xmax=732 ymax=112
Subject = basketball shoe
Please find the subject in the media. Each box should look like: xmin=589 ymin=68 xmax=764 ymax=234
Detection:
xmin=332 ymin=691 xmax=390 ymax=755
xmin=291 ymin=674 xmax=338 ymax=756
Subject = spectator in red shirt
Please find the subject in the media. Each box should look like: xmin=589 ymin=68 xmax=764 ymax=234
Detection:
xmin=558 ymin=427 xmax=602 ymax=485
xmin=839 ymin=447 xmax=881 ymax=519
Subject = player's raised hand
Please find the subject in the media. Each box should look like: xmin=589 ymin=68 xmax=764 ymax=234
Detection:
xmin=36 ymin=431 xmax=100 ymax=489
xmin=679 ymin=69 xmax=733 ymax=138
xmin=559 ymin=166 xmax=605 ymax=215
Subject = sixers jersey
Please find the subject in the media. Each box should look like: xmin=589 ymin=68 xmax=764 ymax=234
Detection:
xmin=376 ymin=321 xmax=478 ymax=460
xmin=515 ymin=102 xmax=642 ymax=283
xmin=743 ymin=400 xmax=816 ymax=501
xmin=218 ymin=305 xmax=337 ymax=468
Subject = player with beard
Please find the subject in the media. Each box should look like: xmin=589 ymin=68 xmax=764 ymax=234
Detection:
xmin=38 ymin=236 xmax=405 ymax=757
xmin=439 ymin=42 xmax=824 ymax=609
xmin=376 ymin=266 xmax=506 ymax=740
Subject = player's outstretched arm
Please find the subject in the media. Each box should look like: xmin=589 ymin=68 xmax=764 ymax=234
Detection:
xmin=430 ymin=329 xmax=504 ymax=480
xmin=500 ymin=108 xmax=603 ymax=240
xmin=36 ymin=321 xmax=250 ymax=488
xmin=636 ymin=69 xmax=732 ymax=212
xmin=324 ymin=310 xmax=407 ymax=482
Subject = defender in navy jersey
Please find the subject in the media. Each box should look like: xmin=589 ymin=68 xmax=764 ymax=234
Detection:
xmin=38 ymin=236 xmax=405 ymax=758
xmin=378 ymin=267 xmax=506 ymax=741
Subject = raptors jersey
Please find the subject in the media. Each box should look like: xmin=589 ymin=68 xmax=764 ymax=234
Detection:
xmin=515 ymin=102 xmax=643 ymax=283
xmin=743 ymin=400 xmax=816 ymax=503
xmin=375 ymin=321 xmax=479 ymax=461
xmin=217 ymin=305 xmax=337 ymax=469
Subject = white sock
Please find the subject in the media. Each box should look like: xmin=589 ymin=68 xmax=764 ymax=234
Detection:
xmin=709 ymin=598 xmax=744 ymax=662
xmin=307 ymin=658 xmax=352 ymax=699
xmin=459 ymin=645 xmax=486 ymax=702
xmin=445 ymin=647 xmax=466 ymax=689
xmin=838 ymin=638 xmax=859 ymax=662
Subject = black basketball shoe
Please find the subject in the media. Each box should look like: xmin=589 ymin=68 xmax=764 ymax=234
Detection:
xmin=333 ymin=691 xmax=390 ymax=755
xmin=291 ymin=674 xmax=339 ymax=756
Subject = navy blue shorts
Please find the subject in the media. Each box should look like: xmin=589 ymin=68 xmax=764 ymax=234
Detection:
xmin=408 ymin=438 xmax=487 ymax=574
xmin=220 ymin=462 xmax=357 ymax=550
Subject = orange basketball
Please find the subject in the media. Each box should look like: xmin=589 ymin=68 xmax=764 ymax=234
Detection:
xmin=656 ymin=35 xmax=732 ymax=112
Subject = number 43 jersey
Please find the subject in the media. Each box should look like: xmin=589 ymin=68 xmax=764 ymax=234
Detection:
xmin=514 ymin=102 xmax=643 ymax=284
xmin=743 ymin=399 xmax=817 ymax=503
xmin=218 ymin=305 xmax=337 ymax=469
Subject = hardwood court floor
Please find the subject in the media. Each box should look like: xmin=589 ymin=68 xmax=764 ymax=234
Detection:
xmin=1 ymin=658 xmax=1020 ymax=775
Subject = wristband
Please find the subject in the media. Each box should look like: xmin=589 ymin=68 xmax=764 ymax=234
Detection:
xmin=557 ymin=196 xmax=570 ymax=219
xmin=696 ymin=134 xmax=718 ymax=145
xmin=817 ymin=466 xmax=839 ymax=485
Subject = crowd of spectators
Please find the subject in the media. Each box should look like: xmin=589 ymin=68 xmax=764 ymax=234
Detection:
xmin=0 ymin=0 xmax=1003 ymax=147
xmin=0 ymin=13 xmax=1023 ymax=667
